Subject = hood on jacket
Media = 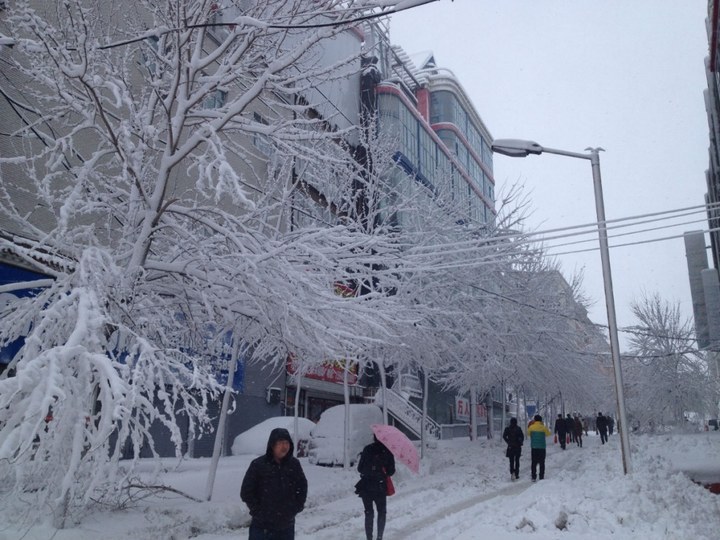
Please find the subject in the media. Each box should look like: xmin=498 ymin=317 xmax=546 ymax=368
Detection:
xmin=265 ymin=427 xmax=295 ymax=461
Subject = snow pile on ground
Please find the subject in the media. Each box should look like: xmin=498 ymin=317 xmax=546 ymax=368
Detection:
xmin=407 ymin=431 xmax=720 ymax=540
xmin=0 ymin=430 xmax=718 ymax=539
xmin=446 ymin=435 xmax=719 ymax=540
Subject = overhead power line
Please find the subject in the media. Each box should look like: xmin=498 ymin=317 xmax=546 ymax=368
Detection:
xmin=541 ymin=216 xmax=710 ymax=252
xmin=491 ymin=201 xmax=720 ymax=243
xmin=545 ymin=225 xmax=720 ymax=258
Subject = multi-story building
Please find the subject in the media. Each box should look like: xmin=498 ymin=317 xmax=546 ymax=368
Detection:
xmin=375 ymin=47 xmax=495 ymax=227
xmin=691 ymin=2 xmax=720 ymax=368
xmin=282 ymin=24 xmax=500 ymax=435
xmin=705 ymin=1 xmax=720 ymax=272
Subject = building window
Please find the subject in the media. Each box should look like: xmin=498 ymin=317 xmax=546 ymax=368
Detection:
xmin=419 ymin=129 xmax=435 ymax=177
xmin=203 ymin=89 xmax=227 ymax=109
xmin=141 ymin=36 xmax=160 ymax=77
xmin=399 ymin=103 xmax=418 ymax=165
xmin=456 ymin=142 xmax=468 ymax=171
xmin=430 ymin=91 xmax=454 ymax=124
xmin=253 ymin=112 xmax=273 ymax=157
xmin=481 ymin=138 xmax=493 ymax=171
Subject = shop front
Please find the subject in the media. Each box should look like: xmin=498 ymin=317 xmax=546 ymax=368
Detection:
xmin=285 ymin=356 xmax=365 ymax=421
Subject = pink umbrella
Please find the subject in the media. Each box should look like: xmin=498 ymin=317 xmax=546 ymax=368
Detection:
xmin=371 ymin=424 xmax=420 ymax=474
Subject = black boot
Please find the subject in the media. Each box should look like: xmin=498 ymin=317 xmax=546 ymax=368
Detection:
xmin=377 ymin=511 xmax=386 ymax=540
xmin=365 ymin=510 xmax=373 ymax=540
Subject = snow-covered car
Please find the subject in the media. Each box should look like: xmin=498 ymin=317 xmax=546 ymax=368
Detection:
xmin=308 ymin=404 xmax=383 ymax=467
xmin=231 ymin=416 xmax=316 ymax=457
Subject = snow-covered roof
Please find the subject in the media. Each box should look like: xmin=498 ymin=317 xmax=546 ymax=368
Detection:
xmin=407 ymin=50 xmax=436 ymax=71
xmin=389 ymin=45 xmax=428 ymax=89
xmin=0 ymin=235 xmax=74 ymax=274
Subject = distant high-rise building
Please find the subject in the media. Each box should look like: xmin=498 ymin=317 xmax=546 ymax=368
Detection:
xmin=699 ymin=3 xmax=720 ymax=358
xmin=703 ymin=1 xmax=720 ymax=270
xmin=685 ymin=231 xmax=712 ymax=348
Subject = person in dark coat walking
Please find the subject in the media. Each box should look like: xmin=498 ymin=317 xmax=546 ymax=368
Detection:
xmin=355 ymin=436 xmax=396 ymax=540
xmin=566 ymin=414 xmax=576 ymax=444
xmin=241 ymin=428 xmax=308 ymax=540
xmin=502 ymin=417 xmax=525 ymax=480
xmin=554 ymin=413 xmax=567 ymax=450
xmin=573 ymin=415 xmax=583 ymax=447
xmin=597 ymin=412 xmax=609 ymax=444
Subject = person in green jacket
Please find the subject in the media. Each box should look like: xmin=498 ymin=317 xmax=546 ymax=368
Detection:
xmin=527 ymin=414 xmax=552 ymax=481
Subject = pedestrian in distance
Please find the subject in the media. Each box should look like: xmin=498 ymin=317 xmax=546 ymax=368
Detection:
xmin=355 ymin=435 xmax=396 ymax=540
xmin=607 ymin=415 xmax=615 ymax=436
xmin=597 ymin=412 xmax=609 ymax=444
xmin=528 ymin=414 xmax=552 ymax=481
xmin=573 ymin=415 xmax=583 ymax=447
xmin=554 ymin=413 xmax=567 ymax=450
xmin=502 ymin=417 xmax=525 ymax=481
xmin=566 ymin=413 xmax=576 ymax=445
xmin=241 ymin=428 xmax=308 ymax=540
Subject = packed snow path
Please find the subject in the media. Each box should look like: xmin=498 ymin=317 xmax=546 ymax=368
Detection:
xmin=296 ymin=435 xmax=597 ymax=539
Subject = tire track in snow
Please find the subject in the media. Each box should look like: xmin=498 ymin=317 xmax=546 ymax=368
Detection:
xmin=390 ymin=445 xmax=591 ymax=539
xmin=389 ymin=479 xmax=533 ymax=539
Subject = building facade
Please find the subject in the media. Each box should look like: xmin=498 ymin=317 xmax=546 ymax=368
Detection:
xmin=705 ymin=1 xmax=720 ymax=271
xmin=694 ymin=2 xmax=720 ymax=377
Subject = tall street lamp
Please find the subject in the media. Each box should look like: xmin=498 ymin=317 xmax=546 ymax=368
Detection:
xmin=492 ymin=139 xmax=632 ymax=474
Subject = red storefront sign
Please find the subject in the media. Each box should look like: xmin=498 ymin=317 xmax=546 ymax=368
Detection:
xmin=455 ymin=397 xmax=487 ymax=422
xmin=285 ymin=282 xmax=358 ymax=385
xmin=287 ymin=355 xmax=358 ymax=385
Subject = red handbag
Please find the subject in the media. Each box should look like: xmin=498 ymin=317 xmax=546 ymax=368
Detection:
xmin=385 ymin=475 xmax=395 ymax=496
xmin=383 ymin=467 xmax=395 ymax=496
xmin=553 ymin=434 xmax=558 ymax=444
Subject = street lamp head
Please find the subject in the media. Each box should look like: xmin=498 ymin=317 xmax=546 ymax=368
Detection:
xmin=491 ymin=139 xmax=543 ymax=158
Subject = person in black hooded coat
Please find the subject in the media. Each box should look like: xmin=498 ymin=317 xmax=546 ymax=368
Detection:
xmin=355 ymin=436 xmax=395 ymax=540
xmin=241 ymin=428 xmax=308 ymax=540
xmin=502 ymin=417 xmax=524 ymax=480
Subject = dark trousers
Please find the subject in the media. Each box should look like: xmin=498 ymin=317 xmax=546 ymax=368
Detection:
xmin=600 ymin=429 xmax=608 ymax=444
xmin=362 ymin=493 xmax=387 ymax=540
xmin=248 ymin=524 xmax=294 ymax=540
xmin=530 ymin=448 xmax=546 ymax=480
xmin=507 ymin=447 xmax=521 ymax=476
xmin=576 ymin=432 xmax=583 ymax=447
xmin=557 ymin=431 xmax=566 ymax=449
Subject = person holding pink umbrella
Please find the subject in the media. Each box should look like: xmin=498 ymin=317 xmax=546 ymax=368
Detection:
xmin=355 ymin=435 xmax=395 ymax=540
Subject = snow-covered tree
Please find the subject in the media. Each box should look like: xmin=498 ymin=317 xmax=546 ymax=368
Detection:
xmin=0 ymin=0 xmax=435 ymax=524
xmin=624 ymin=293 xmax=715 ymax=432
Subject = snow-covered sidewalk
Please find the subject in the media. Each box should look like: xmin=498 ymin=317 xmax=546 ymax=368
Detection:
xmin=2 ymin=431 xmax=719 ymax=540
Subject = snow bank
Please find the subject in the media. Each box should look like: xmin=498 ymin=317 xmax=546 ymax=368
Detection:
xmin=230 ymin=416 xmax=315 ymax=456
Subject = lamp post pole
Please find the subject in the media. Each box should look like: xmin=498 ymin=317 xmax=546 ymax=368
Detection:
xmin=491 ymin=140 xmax=632 ymax=474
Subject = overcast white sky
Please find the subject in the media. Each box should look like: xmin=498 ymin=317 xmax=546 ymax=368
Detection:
xmin=389 ymin=0 xmax=710 ymax=350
